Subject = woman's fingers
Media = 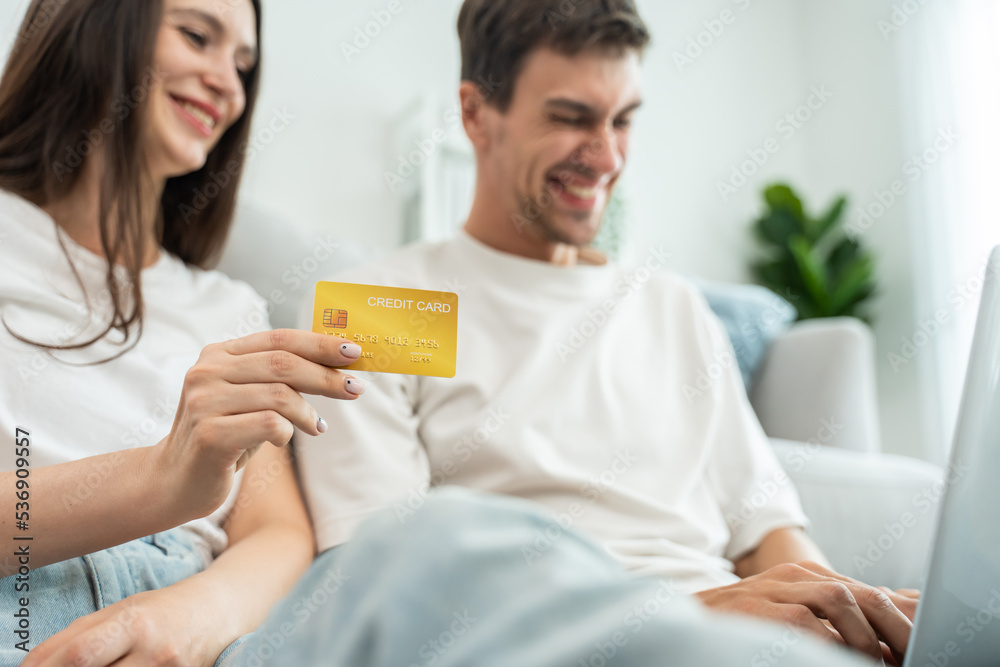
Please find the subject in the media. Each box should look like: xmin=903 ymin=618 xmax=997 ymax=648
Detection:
xmin=220 ymin=350 xmax=366 ymax=399
xmin=23 ymin=610 xmax=132 ymax=667
xmin=222 ymin=329 xmax=362 ymax=367
xmin=214 ymin=383 xmax=324 ymax=436
xmin=198 ymin=411 xmax=295 ymax=464
xmin=235 ymin=443 xmax=263 ymax=472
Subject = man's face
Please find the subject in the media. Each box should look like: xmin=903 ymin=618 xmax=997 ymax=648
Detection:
xmin=482 ymin=47 xmax=642 ymax=247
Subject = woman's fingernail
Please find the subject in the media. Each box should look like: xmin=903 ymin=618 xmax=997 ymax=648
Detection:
xmin=340 ymin=342 xmax=362 ymax=359
xmin=345 ymin=377 xmax=366 ymax=396
xmin=316 ymin=416 xmax=328 ymax=434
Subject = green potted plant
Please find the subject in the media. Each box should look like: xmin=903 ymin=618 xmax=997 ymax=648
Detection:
xmin=751 ymin=183 xmax=877 ymax=324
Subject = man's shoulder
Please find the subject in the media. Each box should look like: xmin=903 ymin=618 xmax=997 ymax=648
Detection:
xmin=624 ymin=262 xmax=711 ymax=314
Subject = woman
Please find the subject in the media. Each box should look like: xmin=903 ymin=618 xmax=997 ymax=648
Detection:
xmin=0 ymin=1 xmax=365 ymax=664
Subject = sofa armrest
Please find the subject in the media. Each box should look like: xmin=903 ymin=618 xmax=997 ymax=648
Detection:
xmin=750 ymin=318 xmax=881 ymax=453
xmin=770 ymin=439 xmax=944 ymax=591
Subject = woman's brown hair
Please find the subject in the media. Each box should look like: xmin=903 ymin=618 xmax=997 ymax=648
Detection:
xmin=0 ymin=0 xmax=263 ymax=359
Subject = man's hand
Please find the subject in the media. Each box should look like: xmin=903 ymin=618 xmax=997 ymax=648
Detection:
xmin=695 ymin=561 xmax=914 ymax=664
xmin=21 ymin=586 xmax=224 ymax=667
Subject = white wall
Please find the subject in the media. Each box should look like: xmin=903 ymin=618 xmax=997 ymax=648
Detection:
xmin=599 ymin=0 xmax=933 ymax=462
xmin=0 ymin=0 xmax=949 ymax=462
xmin=789 ymin=1 xmax=930 ymax=463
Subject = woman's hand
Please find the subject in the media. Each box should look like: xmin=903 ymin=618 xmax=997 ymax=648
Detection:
xmin=21 ymin=586 xmax=224 ymax=667
xmin=156 ymin=329 xmax=365 ymax=521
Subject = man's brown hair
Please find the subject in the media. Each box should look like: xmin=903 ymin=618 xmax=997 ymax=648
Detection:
xmin=457 ymin=0 xmax=650 ymax=112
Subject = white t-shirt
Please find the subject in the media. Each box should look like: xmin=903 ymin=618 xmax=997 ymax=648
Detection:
xmin=0 ymin=190 xmax=268 ymax=565
xmin=298 ymin=230 xmax=808 ymax=593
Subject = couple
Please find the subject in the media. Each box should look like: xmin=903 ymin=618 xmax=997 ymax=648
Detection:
xmin=0 ymin=0 xmax=914 ymax=665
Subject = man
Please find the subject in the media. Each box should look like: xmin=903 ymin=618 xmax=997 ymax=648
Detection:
xmin=299 ymin=0 xmax=915 ymax=663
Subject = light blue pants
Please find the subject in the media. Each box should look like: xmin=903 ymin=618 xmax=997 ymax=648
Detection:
xmin=225 ymin=488 xmax=867 ymax=667
xmin=1 ymin=488 xmax=867 ymax=666
xmin=0 ymin=530 xmax=244 ymax=666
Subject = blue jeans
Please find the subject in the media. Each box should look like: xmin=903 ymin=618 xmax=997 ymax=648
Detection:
xmin=226 ymin=487 xmax=866 ymax=667
xmin=0 ymin=529 xmax=245 ymax=666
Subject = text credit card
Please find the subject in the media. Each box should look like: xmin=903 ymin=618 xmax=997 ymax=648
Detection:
xmin=312 ymin=281 xmax=458 ymax=378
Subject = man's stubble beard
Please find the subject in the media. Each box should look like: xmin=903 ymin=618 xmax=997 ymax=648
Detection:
xmin=513 ymin=190 xmax=604 ymax=247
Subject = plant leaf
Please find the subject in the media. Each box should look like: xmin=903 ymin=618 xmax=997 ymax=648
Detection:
xmin=789 ymin=235 xmax=831 ymax=313
xmin=829 ymin=255 xmax=876 ymax=314
xmin=813 ymin=196 xmax=847 ymax=243
xmin=764 ymin=184 xmax=805 ymax=223
xmin=826 ymin=237 xmax=861 ymax=282
xmin=754 ymin=209 xmax=801 ymax=247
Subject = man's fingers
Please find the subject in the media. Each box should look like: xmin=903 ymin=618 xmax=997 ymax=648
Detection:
xmin=796 ymin=562 xmax=914 ymax=655
xmin=770 ymin=603 xmax=841 ymax=644
xmin=848 ymin=584 xmax=913 ymax=657
xmin=222 ymin=329 xmax=362 ymax=367
xmin=774 ymin=582 xmax=882 ymax=660
xmin=894 ymin=588 xmax=921 ymax=599
xmin=885 ymin=590 xmax=919 ymax=622
xmin=221 ymin=350 xmax=364 ymax=400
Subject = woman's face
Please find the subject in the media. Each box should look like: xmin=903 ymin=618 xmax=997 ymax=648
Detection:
xmin=145 ymin=0 xmax=258 ymax=180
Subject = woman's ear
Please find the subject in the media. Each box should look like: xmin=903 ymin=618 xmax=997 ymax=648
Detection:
xmin=459 ymin=80 xmax=490 ymax=150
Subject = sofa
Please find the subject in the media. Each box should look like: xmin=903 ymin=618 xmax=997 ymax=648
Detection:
xmin=217 ymin=205 xmax=944 ymax=591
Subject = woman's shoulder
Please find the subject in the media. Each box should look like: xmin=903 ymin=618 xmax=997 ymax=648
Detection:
xmin=147 ymin=254 xmax=270 ymax=336
xmin=0 ymin=189 xmax=68 ymax=291
xmin=0 ymin=188 xmax=53 ymax=242
xmin=153 ymin=254 xmax=265 ymax=308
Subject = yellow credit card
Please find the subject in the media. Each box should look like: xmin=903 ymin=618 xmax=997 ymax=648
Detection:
xmin=312 ymin=281 xmax=458 ymax=378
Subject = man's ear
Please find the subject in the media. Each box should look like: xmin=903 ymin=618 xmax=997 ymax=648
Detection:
xmin=459 ymin=81 xmax=491 ymax=150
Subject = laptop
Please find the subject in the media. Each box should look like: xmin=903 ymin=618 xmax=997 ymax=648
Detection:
xmin=904 ymin=246 xmax=1000 ymax=667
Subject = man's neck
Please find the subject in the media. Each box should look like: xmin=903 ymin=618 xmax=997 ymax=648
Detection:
xmin=463 ymin=184 xmax=583 ymax=266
